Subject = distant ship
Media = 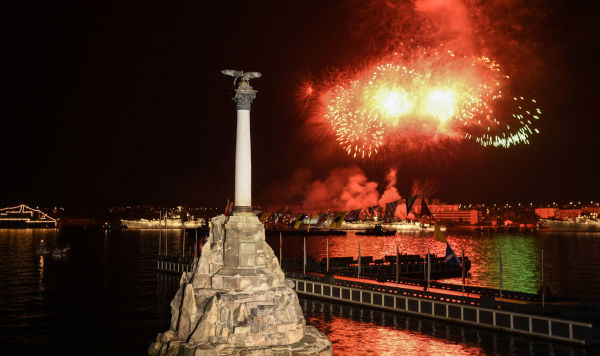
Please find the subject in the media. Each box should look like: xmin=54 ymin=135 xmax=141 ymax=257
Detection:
xmin=355 ymin=224 xmax=396 ymax=236
xmin=341 ymin=221 xmax=439 ymax=232
xmin=0 ymin=204 xmax=57 ymax=228
xmin=121 ymin=218 xmax=205 ymax=229
xmin=540 ymin=216 xmax=600 ymax=232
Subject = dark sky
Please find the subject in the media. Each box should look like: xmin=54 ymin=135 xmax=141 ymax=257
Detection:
xmin=3 ymin=1 xmax=598 ymax=209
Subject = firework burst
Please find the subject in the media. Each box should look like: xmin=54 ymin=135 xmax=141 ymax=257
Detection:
xmin=325 ymin=81 xmax=384 ymax=158
xmin=312 ymin=43 xmax=541 ymax=158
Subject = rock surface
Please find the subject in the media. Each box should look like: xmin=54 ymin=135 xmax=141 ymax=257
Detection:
xmin=149 ymin=214 xmax=331 ymax=356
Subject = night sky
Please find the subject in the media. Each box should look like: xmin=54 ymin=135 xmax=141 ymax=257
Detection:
xmin=3 ymin=1 xmax=598 ymax=209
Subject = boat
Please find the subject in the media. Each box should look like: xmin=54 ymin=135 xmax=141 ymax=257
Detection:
xmin=341 ymin=220 xmax=438 ymax=232
xmin=121 ymin=218 xmax=206 ymax=229
xmin=355 ymin=224 xmax=396 ymax=236
xmin=0 ymin=204 xmax=57 ymax=228
xmin=540 ymin=216 xmax=600 ymax=232
xmin=51 ymin=245 xmax=70 ymax=258
xmin=282 ymin=253 xmax=470 ymax=280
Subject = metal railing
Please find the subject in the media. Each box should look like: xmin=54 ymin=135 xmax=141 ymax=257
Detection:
xmin=156 ymin=256 xmax=194 ymax=274
xmin=287 ymin=273 xmax=598 ymax=345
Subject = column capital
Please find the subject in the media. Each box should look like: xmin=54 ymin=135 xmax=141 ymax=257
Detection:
xmin=233 ymin=83 xmax=257 ymax=110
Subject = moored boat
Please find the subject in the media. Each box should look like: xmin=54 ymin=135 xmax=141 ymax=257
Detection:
xmin=540 ymin=216 xmax=600 ymax=231
xmin=0 ymin=204 xmax=57 ymax=228
xmin=355 ymin=224 xmax=396 ymax=236
xmin=121 ymin=218 xmax=205 ymax=229
xmin=51 ymin=245 xmax=70 ymax=258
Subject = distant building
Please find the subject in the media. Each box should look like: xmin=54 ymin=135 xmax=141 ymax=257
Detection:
xmin=535 ymin=208 xmax=557 ymax=218
xmin=433 ymin=209 xmax=480 ymax=225
xmin=429 ymin=204 xmax=460 ymax=213
xmin=582 ymin=205 xmax=600 ymax=216
xmin=405 ymin=200 xmax=457 ymax=218
xmin=558 ymin=209 xmax=582 ymax=219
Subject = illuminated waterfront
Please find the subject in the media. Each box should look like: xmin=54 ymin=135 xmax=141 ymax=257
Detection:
xmin=267 ymin=230 xmax=600 ymax=299
xmin=1 ymin=228 xmax=598 ymax=354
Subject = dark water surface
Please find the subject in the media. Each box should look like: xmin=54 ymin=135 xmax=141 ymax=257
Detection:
xmin=1 ymin=228 xmax=598 ymax=355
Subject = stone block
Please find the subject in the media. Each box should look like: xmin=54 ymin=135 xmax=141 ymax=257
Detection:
xmin=193 ymin=348 xmax=218 ymax=356
xmin=148 ymin=342 xmax=162 ymax=356
xmin=234 ymin=326 xmax=250 ymax=334
xmin=166 ymin=341 xmax=183 ymax=356
xmin=177 ymin=283 xmax=197 ymax=339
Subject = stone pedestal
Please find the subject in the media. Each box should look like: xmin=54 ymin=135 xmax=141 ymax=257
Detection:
xmin=148 ymin=215 xmax=332 ymax=356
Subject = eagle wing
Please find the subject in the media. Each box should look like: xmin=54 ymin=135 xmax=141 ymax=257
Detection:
xmin=221 ymin=69 xmax=244 ymax=77
xmin=243 ymin=72 xmax=261 ymax=79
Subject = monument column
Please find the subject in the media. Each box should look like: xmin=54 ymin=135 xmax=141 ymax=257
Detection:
xmin=217 ymin=70 xmax=267 ymax=282
xmin=232 ymin=82 xmax=256 ymax=214
xmin=148 ymin=70 xmax=331 ymax=356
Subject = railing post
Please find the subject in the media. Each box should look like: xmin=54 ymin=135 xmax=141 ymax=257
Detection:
xmin=569 ymin=323 xmax=573 ymax=340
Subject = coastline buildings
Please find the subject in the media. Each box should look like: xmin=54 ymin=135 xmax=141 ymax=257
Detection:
xmin=430 ymin=204 xmax=481 ymax=225
xmin=535 ymin=205 xmax=599 ymax=220
xmin=2 ymin=200 xmax=595 ymax=230
xmin=535 ymin=207 xmax=557 ymax=218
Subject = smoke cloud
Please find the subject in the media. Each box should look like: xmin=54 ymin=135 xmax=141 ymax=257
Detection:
xmin=378 ymin=169 xmax=401 ymax=205
xmin=345 ymin=0 xmax=551 ymax=82
xmin=259 ymin=166 xmax=444 ymax=221
xmin=414 ymin=0 xmax=474 ymax=51
xmin=303 ymin=166 xmax=380 ymax=210
xmin=260 ymin=166 xmax=407 ymax=211
xmin=411 ymin=178 xmax=438 ymax=199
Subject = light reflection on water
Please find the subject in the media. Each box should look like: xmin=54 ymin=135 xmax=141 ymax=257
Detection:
xmin=266 ymin=230 xmax=600 ymax=299
xmin=300 ymin=297 xmax=592 ymax=355
xmin=1 ymin=228 xmax=599 ymax=355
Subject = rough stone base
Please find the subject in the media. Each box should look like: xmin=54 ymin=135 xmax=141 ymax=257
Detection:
xmin=148 ymin=326 xmax=331 ymax=356
xmin=148 ymin=214 xmax=331 ymax=356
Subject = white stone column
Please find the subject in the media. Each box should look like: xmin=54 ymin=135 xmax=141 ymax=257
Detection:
xmin=235 ymin=108 xmax=252 ymax=211
xmin=232 ymin=80 xmax=257 ymax=214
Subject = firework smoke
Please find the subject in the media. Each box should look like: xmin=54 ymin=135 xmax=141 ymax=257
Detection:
xmin=411 ymin=178 xmax=438 ymax=199
xmin=378 ymin=169 xmax=401 ymax=204
xmin=260 ymin=167 xmax=405 ymax=212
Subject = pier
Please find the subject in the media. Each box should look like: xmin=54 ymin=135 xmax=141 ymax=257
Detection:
xmin=153 ymin=255 xmax=599 ymax=345
xmin=287 ymin=272 xmax=600 ymax=345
